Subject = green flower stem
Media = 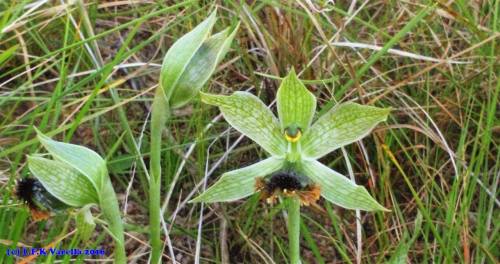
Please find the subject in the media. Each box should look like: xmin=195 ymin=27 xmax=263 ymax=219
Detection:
xmin=150 ymin=87 xmax=170 ymax=264
xmin=100 ymin=180 xmax=126 ymax=263
xmin=287 ymin=197 xmax=301 ymax=264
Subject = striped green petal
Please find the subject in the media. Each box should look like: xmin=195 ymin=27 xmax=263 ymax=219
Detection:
xmin=276 ymin=69 xmax=316 ymax=133
xmin=300 ymin=159 xmax=388 ymax=211
xmin=191 ymin=157 xmax=284 ymax=203
xmin=301 ymin=102 xmax=390 ymax=159
xmin=201 ymin=91 xmax=287 ymax=156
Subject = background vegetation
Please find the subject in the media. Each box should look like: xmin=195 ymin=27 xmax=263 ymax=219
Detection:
xmin=0 ymin=0 xmax=498 ymax=263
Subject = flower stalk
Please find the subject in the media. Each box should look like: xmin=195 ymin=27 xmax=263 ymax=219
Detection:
xmin=98 ymin=181 xmax=126 ymax=263
xmin=287 ymin=197 xmax=301 ymax=264
xmin=149 ymin=83 xmax=171 ymax=263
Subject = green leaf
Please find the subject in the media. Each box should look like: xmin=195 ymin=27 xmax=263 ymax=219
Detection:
xmin=27 ymin=156 xmax=98 ymax=207
xmin=190 ymin=157 xmax=284 ymax=203
xmin=76 ymin=206 xmax=96 ymax=242
xmin=276 ymin=69 xmax=316 ymax=132
xmin=300 ymin=159 xmax=388 ymax=211
xmin=170 ymin=23 xmax=239 ymax=108
xmin=201 ymin=91 xmax=287 ymax=156
xmin=160 ymin=10 xmax=216 ymax=101
xmin=301 ymin=103 xmax=390 ymax=159
xmin=35 ymin=129 xmax=105 ymax=190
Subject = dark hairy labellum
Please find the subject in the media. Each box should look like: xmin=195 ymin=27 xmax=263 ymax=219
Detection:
xmin=16 ymin=178 xmax=69 ymax=220
xmin=255 ymin=170 xmax=321 ymax=206
xmin=263 ymin=171 xmax=308 ymax=193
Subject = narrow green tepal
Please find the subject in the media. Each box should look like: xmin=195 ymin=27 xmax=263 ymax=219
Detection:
xmin=276 ymin=69 xmax=317 ymax=133
xmin=300 ymin=159 xmax=389 ymax=211
xmin=160 ymin=10 xmax=239 ymax=108
xmin=301 ymin=103 xmax=391 ymax=159
xmin=190 ymin=157 xmax=284 ymax=203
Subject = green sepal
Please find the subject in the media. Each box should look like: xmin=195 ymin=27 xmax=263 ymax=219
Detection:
xmin=201 ymin=91 xmax=287 ymax=156
xmin=300 ymin=159 xmax=388 ymax=211
xmin=301 ymin=103 xmax=390 ymax=159
xmin=276 ymin=69 xmax=316 ymax=133
xmin=191 ymin=157 xmax=284 ymax=203
xmin=160 ymin=11 xmax=216 ymax=100
xmin=35 ymin=128 xmax=106 ymax=191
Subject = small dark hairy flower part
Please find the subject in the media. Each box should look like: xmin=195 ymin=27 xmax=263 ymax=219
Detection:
xmin=16 ymin=178 xmax=68 ymax=221
xmin=255 ymin=171 xmax=321 ymax=206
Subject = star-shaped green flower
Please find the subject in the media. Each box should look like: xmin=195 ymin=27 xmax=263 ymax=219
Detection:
xmin=192 ymin=70 xmax=390 ymax=211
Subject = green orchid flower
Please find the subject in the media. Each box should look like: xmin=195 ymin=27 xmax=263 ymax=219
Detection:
xmin=191 ymin=69 xmax=390 ymax=212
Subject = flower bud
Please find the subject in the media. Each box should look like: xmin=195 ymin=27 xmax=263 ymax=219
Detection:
xmin=160 ymin=11 xmax=239 ymax=108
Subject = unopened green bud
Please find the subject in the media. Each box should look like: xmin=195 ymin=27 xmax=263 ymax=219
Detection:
xmin=160 ymin=10 xmax=239 ymax=109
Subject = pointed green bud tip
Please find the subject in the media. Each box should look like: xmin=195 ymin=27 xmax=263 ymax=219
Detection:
xmin=160 ymin=11 xmax=239 ymax=109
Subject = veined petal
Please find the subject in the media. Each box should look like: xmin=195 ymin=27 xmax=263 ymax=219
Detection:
xmin=190 ymin=157 xmax=284 ymax=203
xmin=201 ymin=91 xmax=287 ymax=156
xmin=300 ymin=159 xmax=388 ymax=211
xmin=277 ymin=69 xmax=316 ymax=132
xmin=302 ymin=103 xmax=390 ymax=159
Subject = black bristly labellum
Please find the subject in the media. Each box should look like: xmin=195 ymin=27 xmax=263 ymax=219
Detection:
xmin=264 ymin=170 xmax=309 ymax=193
xmin=16 ymin=178 xmax=69 ymax=220
xmin=255 ymin=169 xmax=321 ymax=206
